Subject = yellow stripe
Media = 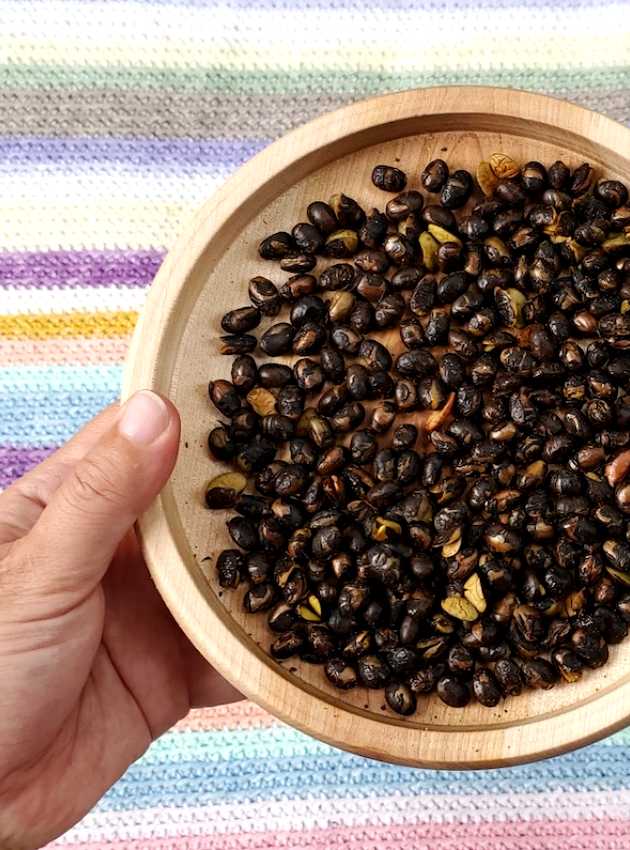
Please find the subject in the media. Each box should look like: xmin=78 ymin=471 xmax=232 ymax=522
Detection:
xmin=11 ymin=34 xmax=630 ymax=72
xmin=0 ymin=311 xmax=138 ymax=340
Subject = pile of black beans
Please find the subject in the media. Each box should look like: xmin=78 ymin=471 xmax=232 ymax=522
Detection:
xmin=205 ymin=152 xmax=630 ymax=714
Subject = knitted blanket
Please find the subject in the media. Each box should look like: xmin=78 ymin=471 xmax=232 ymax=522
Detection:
xmin=1 ymin=0 xmax=630 ymax=847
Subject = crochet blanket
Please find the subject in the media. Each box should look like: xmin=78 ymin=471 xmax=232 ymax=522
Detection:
xmin=1 ymin=0 xmax=629 ymax=846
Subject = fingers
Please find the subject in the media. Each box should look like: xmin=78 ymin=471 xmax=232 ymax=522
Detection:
xmin=13 ymin=391 xmax=180 ymax=602
xmin=0 ymin=405 xmax=120 ymax=542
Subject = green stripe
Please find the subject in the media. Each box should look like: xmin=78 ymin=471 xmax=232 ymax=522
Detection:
xmin=1 ymin=63 xmax=629 ymax=95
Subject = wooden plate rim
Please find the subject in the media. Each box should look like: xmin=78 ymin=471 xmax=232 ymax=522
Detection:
xmin=124 ymin=86 xmax=630 ymax=768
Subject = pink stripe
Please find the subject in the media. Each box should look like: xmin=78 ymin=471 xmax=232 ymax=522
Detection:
xmin=174 ymin=702 xmax=277 ymax=732
xmin=0 ymin=337 xmax=131 ymax=366
xmin=51 ymin=818 xmax=630 ymax=849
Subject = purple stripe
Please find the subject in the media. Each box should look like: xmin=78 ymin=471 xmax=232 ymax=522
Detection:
xmin=0 ymin=137 xmax=269 ymax=170
xmin=0 ymin=249 xmax=165 ymax=288
xmin=0 ymin=446 xmax=56 ymax=488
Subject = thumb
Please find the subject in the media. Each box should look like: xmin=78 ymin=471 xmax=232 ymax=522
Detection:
xmin=22 ymin=390 xmax=180 ymax=599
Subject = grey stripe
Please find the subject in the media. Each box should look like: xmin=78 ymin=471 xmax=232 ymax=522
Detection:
xmin=0 ymin=87 xmax=628 ymax=140
xmin=0 ymin=90 xmax=351 ymax=139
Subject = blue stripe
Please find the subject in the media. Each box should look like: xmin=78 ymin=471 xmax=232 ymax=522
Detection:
xmin=0 ymin=382 xmax=120 ymax=444
xmin=126 ymin=725 xmax=630 ymax=766
xmin=0 ymin=136 xmax=269 ymax=171
xmin=97 ymin=728 xmax=630 ymax=811
xmin=0 ymin=364 xmax=122 ymax=393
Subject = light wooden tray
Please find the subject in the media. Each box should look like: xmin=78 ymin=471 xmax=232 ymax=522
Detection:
xmin=124 ymin=86 xmax=630 ymax=768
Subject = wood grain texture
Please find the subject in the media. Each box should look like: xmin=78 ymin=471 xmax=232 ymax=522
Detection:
xmin=123 ymin=86 xmax=630 ymax=768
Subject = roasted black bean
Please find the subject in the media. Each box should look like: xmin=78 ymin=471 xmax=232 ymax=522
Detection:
xmin=436 ymin=675 xmax=470 ymax=707
xmin=307 ymin=200 xmax=338 ymax=234
xmin=258 ymin=362 xmax=293 ymax=389
xmin=329 ymin=193 xmax=366 ymax=229
xmin=359 ymin=208 xmax=388 ymax=247
xmin=292 ymin=222 xmax=325 ymax=253
xmin=421 ymin=159 xmax=448 ymax=192
xmin=357 ymin=655 xmax=391 ymax=688
xmin=220 ymin=333 xmax=257 ymax=355
xmin=280 ymin=252 xmax=316 ymax=273
xmin=383 ymin=233 xmax=415 ymax=266
xmin=280 ymin=273 xmax=317 ymax=301
xmin=319 ymin=262 xmax=355 ymax=292
xmin=292 ymin=321 xmax=326 ymax=355
xmin=290 ymin=294 xmax=327 ymax=327
xmin=209 ymin=379 xmax=242 ymax=417
xmin=216 ymin=549 xmax=244 ymax=588
xmin=260 ymin=322 xmax=295 ymax=355
xmin=325 ymin=658 xmax=358 ymax=689
xmin=276 ymin=385 xmax=304 ymax=419
xmin=396 ymin=349 xmax=437 ymax=378
xmin=248 ymin=276 xmax=281 ymax=316
xmin=294 ymin=358 xmax=324 ymax=392
xmin=372 ymin=164 xmax=407 ymax=192
xmin=473 ymin=669 xmax=502 ymax=707
xmin=259 ymin=231 xmax=294 ymax=259
xmin=221 ymin=306 xmax=261 ymax=334
xmin=440 ymin=170 xmax=473 ymax=209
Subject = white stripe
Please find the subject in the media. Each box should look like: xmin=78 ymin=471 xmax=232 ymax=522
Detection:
xmin=0 ymin=286 xmax=147 ymax=314
xmin=1 ymin=3 xmax=628 ymax=69
xmin=0 ymin=201 xmax=192 ymax=250
xmin=1 ymin=1 xmax=626 ymax=43
xmin=0 ymin=170 xmax=222 ymax=206
xmin=55 ymin=789 xmax=630 ymax=843
xmin=0 ymin=166 xmax=223 ymax=248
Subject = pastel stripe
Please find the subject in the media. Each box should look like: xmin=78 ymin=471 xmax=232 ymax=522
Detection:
xmin=2 ymin=64 xmax=629 ymax=95
xmin=0 ymin=249 xmax=164 ymax=288
xmin=9 ymin=42 xmax=628 ymax=74
xmin=0 ymin=367 xmax=121 ymax=445
xmin=0 ymin=338 xmax=130 ymax=366
xmin=0 ymin=445 xmax=56 ymax=489
xmin=0 ymin=364 xmax=122 ymax=392
xmin=1 ymin=202 xmax=201 ymax=250
xmin=0 ymin=389 xmax=117 ymax=444
xmin=91 ymin=734 xmax=630 ymax=810
xmin=51 ymin=820 xmax=630 ymax=850
xmin=0 ymin=136 xmax=268 ymax=169
xmin=2 ymin=3 xmax=627 ymax=55
xmin=129 ymin=726 xmax=630 ymax=773
xmin=0 ymin=287 xmax=147 ymax=314
xmin=52 ymin=789 xmax=630 ymax=841
xmin=0 ymin=311 xmax=137 ymax=339
xmin=0 ymin=170 xmax=226 ymax=203
xmin=174 ymin=704 xmax=279 ymax=732
xmin=2 ymin=88 xmax=628 ymax=147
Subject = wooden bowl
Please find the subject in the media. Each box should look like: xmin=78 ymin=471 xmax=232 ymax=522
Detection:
xmin=124 ymin=86 xmax=630 ymax=768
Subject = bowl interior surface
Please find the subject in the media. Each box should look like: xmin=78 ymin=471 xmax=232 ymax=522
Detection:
xmin=128 ymin=89 xmax=630 ymax=767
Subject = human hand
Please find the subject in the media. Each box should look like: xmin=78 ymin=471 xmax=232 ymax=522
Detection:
xmin=0 ymin=392 xmax=240 ymax=849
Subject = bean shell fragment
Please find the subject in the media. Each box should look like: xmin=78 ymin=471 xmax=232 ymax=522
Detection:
xmin=247 ymin=387 xmax=277 ymax=416
xmin=441 ymin=595 xmax=479 ymax=621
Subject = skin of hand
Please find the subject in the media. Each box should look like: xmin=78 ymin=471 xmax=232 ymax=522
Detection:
xmin=0 ymin=391 xmax=240 ymax=849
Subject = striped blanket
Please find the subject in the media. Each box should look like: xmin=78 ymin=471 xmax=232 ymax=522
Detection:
xmin=1 ymin=0 xmax=629 ymax=847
